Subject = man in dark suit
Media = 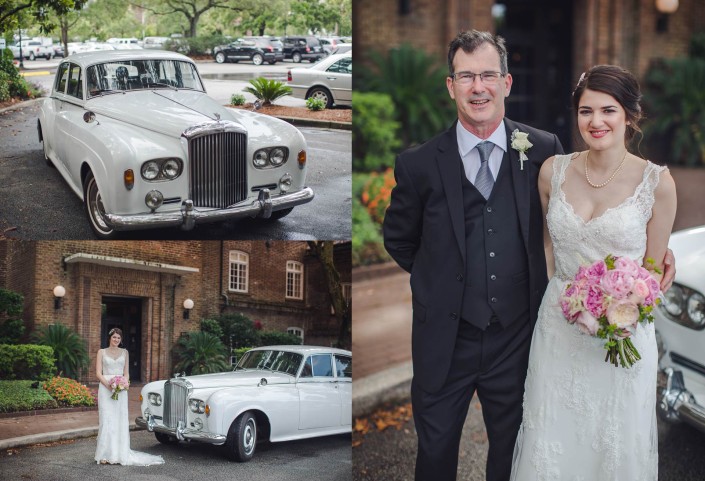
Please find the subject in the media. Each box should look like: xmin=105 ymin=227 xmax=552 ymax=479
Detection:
xmin=383 ymin=30 xmax=562 ymax=481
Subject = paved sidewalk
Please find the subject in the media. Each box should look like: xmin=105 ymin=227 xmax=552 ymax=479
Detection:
xmin=0 ymin=384 xmax=145 ymax=450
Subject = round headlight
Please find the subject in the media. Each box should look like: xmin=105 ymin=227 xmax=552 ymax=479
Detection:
xmin=253 ymin=150 xmax=268 ymax=167
xmin=687 ymin=292 xmax=705 ymax=325
xmin=189 ymin=399 xmax=205 ymax=414
xmin=193 ymin=418 xmax=203 ymax=430
xmin=279 ymin=173 xmax=293 ymax=192
xmin=145 ymin=190 xmax=164 ymax=210
xmin=662 ymin=284 xmax=684 ymax=317
xmin=142 ymin=161 xmax=160 ymax=180
xmin=270 ymin=147 xmax=286 ymax=166
xmin=162 ymin=159 xmax=181 ymax=179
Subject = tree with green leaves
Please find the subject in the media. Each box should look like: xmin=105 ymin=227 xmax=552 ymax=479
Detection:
xmin=0 ymin=0 xmax=85 ymax=34
xmin=0 ymin=289 xmax=25 ymax=345
xmin=289 ymin=0 xmax=340 ymax=35
xmin=137 ymin=0 xmax=243 ymax=37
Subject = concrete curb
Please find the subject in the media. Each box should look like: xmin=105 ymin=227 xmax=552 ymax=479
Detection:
xmin=353 ymin=361 xmax=413 ymax=418
xmin=0 ymin=423 xmax=142 ymax=450
xmin=0 ymin=98 xmax=43 ymax=115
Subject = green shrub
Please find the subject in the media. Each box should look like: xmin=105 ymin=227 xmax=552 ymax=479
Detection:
xmin=214 ymin=313 xmax=261 ymax=349
xmin=357 ymin=44 xmax=455 ymax=148
xmin=232 ymin=346 xmax=253 ymax=366
xmin=306 ymin=97 xmax=326 ymax=111
xmin=0 ymin=50 xmax=40 ymax=101
xmin=243 ymin=77 xmax=292 ymax=105
xmin=200 ymin=318 xmax=224 ymax=339
xmin=352 ymin=92 xmax=401 ymax=172
xmin=0 ymin=70 xmax=11 ymax=102
xmin=0 ymin=344 xmax=56 ymax=380
xmin=0 ymin=380 xmax=58 ymax=413
xmin=230 ymin=93 xmax=246 ymax=106
xmin=352 ymin=173 xmax=391 ymax=267
xmin=259 ymin=331 xmax=303 ymax=346
xmin=32 ymin=324 xmax=90 ymax=380
xmin=0 ymin=288 xmax=25 ymax=344
xmin=172 ymin=331 xmax=230 ymax=375
xmin=43 ymin=376 xmax=95 ymax=407
xmin=643 ymin=58 xmax=705 ymax=165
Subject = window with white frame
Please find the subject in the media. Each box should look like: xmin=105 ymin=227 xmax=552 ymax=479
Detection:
xmin=287 ymin=327 xmax=304 ymax=343
xmin=286 ymin=261 xmax=304 ymax=300
xmin=229 ymin=251 xmax=249 ymax=293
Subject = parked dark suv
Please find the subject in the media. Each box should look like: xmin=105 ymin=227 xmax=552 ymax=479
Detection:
xmin=213 ymin=37 xmax=284 ymax=65
xmin=282 ymin=36 xmax=324 ymax=63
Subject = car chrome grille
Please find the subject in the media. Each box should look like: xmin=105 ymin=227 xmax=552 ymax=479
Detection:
xmin=189 ymin=132 xmax=247 ymax=208
xmin=163 ymin=381 xmax=188 ymax=429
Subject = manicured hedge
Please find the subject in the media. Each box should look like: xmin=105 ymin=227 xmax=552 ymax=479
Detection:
xmin=0 ymin=380 xmax=58 ymax=413
xmin=259 ymin=331 xmax=303 ymax=346
xmin=0 ymin=344 xmax=56 ymax=380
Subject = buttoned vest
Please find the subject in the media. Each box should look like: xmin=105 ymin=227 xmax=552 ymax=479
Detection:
xmin=459 ymin=155 xmax=530 ymax=329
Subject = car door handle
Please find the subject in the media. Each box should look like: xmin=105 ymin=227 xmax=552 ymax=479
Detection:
xmin=326 ymin=77 xmax=338 ymax=80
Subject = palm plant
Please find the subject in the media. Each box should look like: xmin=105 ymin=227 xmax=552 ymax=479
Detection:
xmin=172 ymin=331 xmax=230 ymax=375
xmin=643 ymin=58 xmax=705 ymax=166
xmin=32 ymin=323 xmax=89 ymax=380
xmin=243 ymin=77 xmax=292 ymax=106
xmin=357 ymin=44 xmax=456 ymax=147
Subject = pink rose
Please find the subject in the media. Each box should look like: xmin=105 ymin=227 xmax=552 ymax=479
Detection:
xmin=631 ymin=278 xmax=650 ymax=303
xmin=575 ymin=311 xmax=599 ymax=336
xmin=561 ymin=283 xmax=585 ymax=322
xmin=575 ymin=266 xmax=589 ymax=281
xmin=613 ymin=256 xmax=640 ymax=278
xmin=585 ymin=260 xmax=607 ymax=283
xmin=643 ymin=277 xmax=660 ymax=305
xmin=584 ymin=284 xmax=607 ymax=318
xmin=606 ymin=299 xmax=640 ymax=329
xmin=601 ymin=270 xmax=635 ymax=299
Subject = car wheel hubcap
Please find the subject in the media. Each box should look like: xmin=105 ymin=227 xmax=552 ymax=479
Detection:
xmin=253 ymin=55 xmax=262 ymax=65
xmin=88 ymin=180 xmax=111 ymax=234
xmin=243 ymin=419 xmax=256 ymax=455
xmin=312 ymin=91 xmax=329 ymax=104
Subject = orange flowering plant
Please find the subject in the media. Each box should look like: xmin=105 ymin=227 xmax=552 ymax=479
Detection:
xmin=360 ymin=167 xmax=395 ymax=225
xmin=43 ymin=376 xmax=96 ymax=407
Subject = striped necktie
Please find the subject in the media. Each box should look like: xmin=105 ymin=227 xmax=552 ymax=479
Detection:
xmin=474 ymin=141 xmax=495 ymax=199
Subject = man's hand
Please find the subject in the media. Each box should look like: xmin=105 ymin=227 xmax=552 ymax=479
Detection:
xmin=660 ymin=248 xmax=676 ymax=292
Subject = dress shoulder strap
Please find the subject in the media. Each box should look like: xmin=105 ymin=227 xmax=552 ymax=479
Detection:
xmin=634 ymin=161 xmax=668 ymax=220
xmin=550 ymin=153 xmax=573 ymax=194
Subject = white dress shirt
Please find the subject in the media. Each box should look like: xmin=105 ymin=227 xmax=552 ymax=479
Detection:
xmin=456 ymin=120 xmax=508 ymax=185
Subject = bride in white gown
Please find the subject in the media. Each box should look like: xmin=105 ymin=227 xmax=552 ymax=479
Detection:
xmin=510 ymin=65 xmax=677 ymax=480
xmin=95 ymin=328 xmax=164 ymax=466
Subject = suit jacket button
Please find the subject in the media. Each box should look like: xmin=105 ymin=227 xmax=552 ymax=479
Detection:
xmin=456 ymin=274 xmax=463 ymax=282
xmin=491 ymin=297 xmax=497 ymax=303
xmin=490 ymin=274 xmax=497 ymax=281
xmin=489 ymin=252 xmax=495 ymax=258
xmin=450 ymin=312 xmax=458 ymax=320
xmin=487 ymin=206 xmax=493 ymax=213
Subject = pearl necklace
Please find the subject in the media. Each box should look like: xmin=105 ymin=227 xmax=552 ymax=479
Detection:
xmin=584 ymin=150 xmax=628 ymax=188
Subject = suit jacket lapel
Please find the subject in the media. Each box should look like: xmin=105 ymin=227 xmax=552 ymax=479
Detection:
xmin=436 ymin=123 xmax=466 ymax=264
xmin=504 ymin=119 xmax=530 ymax=249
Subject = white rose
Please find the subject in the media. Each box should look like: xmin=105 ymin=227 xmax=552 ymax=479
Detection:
xmin=511 ymin=131 xmax=533 ymax=152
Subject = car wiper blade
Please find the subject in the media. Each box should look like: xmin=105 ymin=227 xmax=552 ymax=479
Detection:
xmin=93 ymin=89 xmax=121 ymax=96
xmin=148 ymin=82 xmax=178 ymax=90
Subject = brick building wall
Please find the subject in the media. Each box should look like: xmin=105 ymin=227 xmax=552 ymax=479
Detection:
xmin=0 ymin=240 xmax=350 ymax=382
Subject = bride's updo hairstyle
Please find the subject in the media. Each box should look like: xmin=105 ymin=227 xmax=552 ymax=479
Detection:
xmin=108 ymin=327 xmax=123 ymax=338
xmin=572 ymin=65 xmax=643 ymax=144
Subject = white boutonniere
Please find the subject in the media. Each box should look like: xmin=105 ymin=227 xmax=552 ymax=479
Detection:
xmin=511 ymin=129 xmax=533 ymax=170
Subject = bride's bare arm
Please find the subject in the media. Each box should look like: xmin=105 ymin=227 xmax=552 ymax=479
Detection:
xmin=539 ymin=156 xmax=556 ymax=279
xmin=644 ymin=169 xmax=677 ymax=288
xmin=123 ymin=349 xmax=130 ymax=384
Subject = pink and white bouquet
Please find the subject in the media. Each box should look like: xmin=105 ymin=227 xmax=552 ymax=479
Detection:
xmin=109 ymin=375 xmax=130 ymax=400
xmin=560 ymin=254 xmax=661 ymax=368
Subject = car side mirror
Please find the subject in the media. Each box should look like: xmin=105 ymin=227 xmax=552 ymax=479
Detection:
xmin=83 ymin=111 xmax=99 ymax=125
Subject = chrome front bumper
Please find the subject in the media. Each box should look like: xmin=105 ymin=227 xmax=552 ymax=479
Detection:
xmin=658 ymin=367 xmax=705 ymax=434
xmin=104 ymin=187 xmax=314 ymax=231
xmin=136 ymin=414 xmax=227 ymax=445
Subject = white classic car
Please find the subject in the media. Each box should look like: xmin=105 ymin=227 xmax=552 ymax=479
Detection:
xmin=38 ymin=50 xmax=314 ymax=238
xmin=136 ymin=345 xmax=352 ymax=461
xmin=656 ymin=226 xmax=705 ymax=434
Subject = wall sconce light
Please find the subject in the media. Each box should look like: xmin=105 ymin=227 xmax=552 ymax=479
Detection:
xmin=53 ymin=285 xmax=66 ymax=309
xmin=655 ymin=0 xmax=678 ymax=32
xmin=183 ymin=298 xmax=194 ymax=319
xmin=655 ymin=0 xmax=678 ymax=14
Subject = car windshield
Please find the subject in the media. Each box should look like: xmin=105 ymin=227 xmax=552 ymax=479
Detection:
xmin=86 ymin=59 xmax=204 ymax=98
xmin=236 ymin=350 xmax=303 ymax=376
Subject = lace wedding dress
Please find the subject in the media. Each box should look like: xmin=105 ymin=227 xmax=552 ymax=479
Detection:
xmin=509 ymin=154 xmax=666 ymax=481
xmin=94 ymin=348 xmax=164 ymax=466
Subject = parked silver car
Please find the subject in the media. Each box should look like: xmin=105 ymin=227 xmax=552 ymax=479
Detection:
xmin=287 ymin=52 xmax=352 ymax=108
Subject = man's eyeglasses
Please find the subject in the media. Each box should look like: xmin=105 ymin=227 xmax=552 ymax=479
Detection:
xmin=451 ymin=71 xmax=505 ymax=85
